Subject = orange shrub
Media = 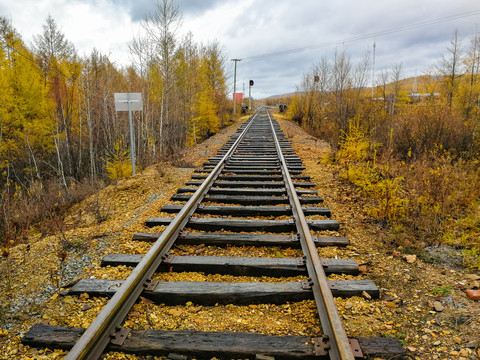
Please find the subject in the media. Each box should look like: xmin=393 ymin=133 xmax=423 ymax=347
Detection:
xmin=391 ymin=104 xmax=475 ymax=160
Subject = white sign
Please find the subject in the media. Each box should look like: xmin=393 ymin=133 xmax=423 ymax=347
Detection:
xmin=114 ymin=93 xmax=143 ymax=111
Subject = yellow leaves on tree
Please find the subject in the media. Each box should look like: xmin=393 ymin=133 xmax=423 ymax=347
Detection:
xmin=337 ymin=119 xmax=407 ymax=222
xmin=104 ymin=139 xmax=133 ymax=180
xmin=193 ymin=88 xmax=219 ymax=141
xmin=187 ymin=42 xmax=227 ymax=146
xmin=0 ymin=19 xmax=54 ymax=178
xmin=337 ymin=118 xmax=371 ymax=164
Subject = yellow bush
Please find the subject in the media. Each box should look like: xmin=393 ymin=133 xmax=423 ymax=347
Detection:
xmin=337 ymin=119 xmax=370 ymax=163
xmin=337 ymin=119 xmax=407 ymax=221
xmin=104 ymin=140 xmax=133 ymax=179
xmin=365 ymin=177 xmax=408 ymax=221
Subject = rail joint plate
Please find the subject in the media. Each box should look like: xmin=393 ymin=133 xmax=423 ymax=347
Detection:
xmin=162 ymin=254 xmax=175 ymax=264
xmin=110 ymin=326 xmax=130 ymax=346
xmin=143 ymin=279 xmax=159 ymax=291
xmin=312 ymin=335 xmax=330 ymax=356
xmin=301 ymin=278 xmax=313 ymax=290
xmin=349 ymin=338 xmax=364 ymax=358
xmin=296 ymin=256 xmax=307 ymax=267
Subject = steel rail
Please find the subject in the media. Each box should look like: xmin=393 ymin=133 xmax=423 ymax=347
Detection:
xmin=267 ymin=109 xmax=355 ymax=360
xmin=65 ymin=112 xmax=259 ymax=360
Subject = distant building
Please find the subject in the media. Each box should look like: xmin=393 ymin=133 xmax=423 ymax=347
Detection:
xmin=408 ymin=92 xmax=440 ymax=103
xmin=233 ymin=93 xmax=243 ymax=101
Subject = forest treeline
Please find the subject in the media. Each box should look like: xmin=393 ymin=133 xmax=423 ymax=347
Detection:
xmin=280 ymin=30 xmax=480 ymax=269
xmin=0 ymin=0 xmax=230 ymax=242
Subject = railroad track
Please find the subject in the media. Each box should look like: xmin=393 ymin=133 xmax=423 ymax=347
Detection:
xmin=23 ymin=109 xmax=404 ymax=359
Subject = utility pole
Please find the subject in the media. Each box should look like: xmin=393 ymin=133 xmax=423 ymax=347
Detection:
xmin=371 ymin=41 xmax=376 ymax=100
xmin=231 ymin=59 xmax=241 ymax=114
xmin=413 ymin=70 xmax=418 ymax=93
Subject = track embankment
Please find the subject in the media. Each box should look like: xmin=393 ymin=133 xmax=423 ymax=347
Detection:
xmin=0 ymin=111 xmax=477 ymax=360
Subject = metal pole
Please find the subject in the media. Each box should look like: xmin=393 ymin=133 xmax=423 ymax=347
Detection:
xmin=127 ymin=93 xmax=136 ymax=175
xmin=248 ymin=83 xmax=252 ymax=110
xmin=372 ymin=41 xmax=376 ymax=100
xmin=231 ymin=59 xmax=241 ymax=114
xmin=233 ymin=60 xmax=237 ymax=114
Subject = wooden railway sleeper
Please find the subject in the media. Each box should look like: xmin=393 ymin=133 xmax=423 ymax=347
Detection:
xmin=23 ymin=109 xmax=404 ymax=359
xmin=267 ymin=109 xmax=355 ymax=360
xmin=59 ymin=108 xmax=260 ymax=360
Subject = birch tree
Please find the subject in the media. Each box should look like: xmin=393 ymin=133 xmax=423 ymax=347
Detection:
xmin=438 ymin=29 xmax=464 ymax=108
xmin=141 ymin=0 xmax=182 ymax=156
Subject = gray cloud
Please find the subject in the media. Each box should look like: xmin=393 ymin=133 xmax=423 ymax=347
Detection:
xmin=228 ymin=0 xmax=479 ymax=97
xmin=1 ymin=0 xmax=479 ymax=98
xmin=178 ymin=0 xmax=227 ymax=16
xmin=128 ymin=0 xmax=156 ymax=21
xmin=124 ymin=0 xmax=230 ymax=22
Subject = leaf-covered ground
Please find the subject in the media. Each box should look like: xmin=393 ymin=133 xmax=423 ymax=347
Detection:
xmin=0 ymin=112 xmax=478 ymax=359
xmin=275 ymin=114 xmax=480 ymax=360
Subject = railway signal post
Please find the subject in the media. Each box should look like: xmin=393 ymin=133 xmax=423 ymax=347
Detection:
xmin=249 ymin=79 xmax=254 ymax=110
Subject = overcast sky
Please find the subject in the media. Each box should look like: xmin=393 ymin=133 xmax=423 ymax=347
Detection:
xmin=1 ymin=0 xmax=479 ymax=98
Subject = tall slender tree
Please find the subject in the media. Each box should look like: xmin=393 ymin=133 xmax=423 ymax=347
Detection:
xmin=141 ymin=0 xmax=182 ymax=156
xmin=438 ymin=29 xmax=464 ymax=108
xmin=33 ymin=15 xmax=80 ymax=183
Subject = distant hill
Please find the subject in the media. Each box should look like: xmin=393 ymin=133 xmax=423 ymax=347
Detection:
xmin=261 ymin=92 xmax=297 ymax=100
xmin=262 ymin=75 xmax=445 ymax=100
xmin=259 ymin=75 xmax=445 ymax=101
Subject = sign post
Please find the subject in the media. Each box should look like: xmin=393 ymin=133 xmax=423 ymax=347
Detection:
xmin=114 ymin=93 xmax=143 ymax=175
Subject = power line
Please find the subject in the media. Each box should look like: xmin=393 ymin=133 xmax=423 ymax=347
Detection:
xmin=244 ymin=9 xmax=480 ymax=61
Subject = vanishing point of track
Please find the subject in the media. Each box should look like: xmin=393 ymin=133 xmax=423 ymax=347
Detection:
xmin=23 ymin=109 xmax=404 ymax=359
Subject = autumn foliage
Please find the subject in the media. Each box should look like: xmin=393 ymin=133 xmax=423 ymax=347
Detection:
xmin=0 ymin=1 xmax=231 ymax=245
xmin=289 ymin=33 xmax=480 ymax=269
